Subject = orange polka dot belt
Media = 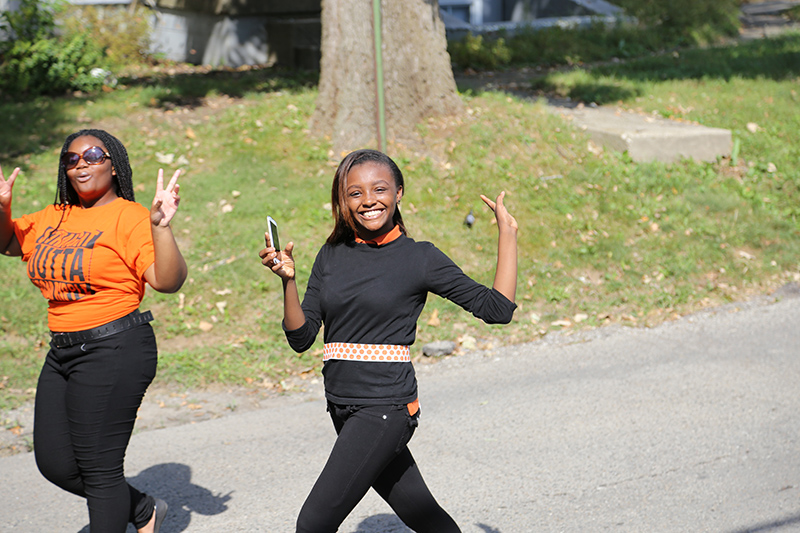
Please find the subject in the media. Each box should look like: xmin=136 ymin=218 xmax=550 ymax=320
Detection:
xmin=323 ymin=342 xmax=411 ymax=362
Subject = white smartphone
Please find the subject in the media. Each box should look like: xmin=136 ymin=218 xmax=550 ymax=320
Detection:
xmin=266 ymin=216 xmax=280 ymax=265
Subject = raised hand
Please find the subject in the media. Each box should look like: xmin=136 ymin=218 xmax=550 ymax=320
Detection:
xmin=260 ymin=237 xmax=296 ymax=281
xmin=481 ymin=191 xmax=518 ymax=302
xmin=151 ymin=169 xmax=181 ymax=227
xmin=481 ymin=191 xmax=518 ymax=233
xmin=0 ymin=165 xmax=20 ymax=213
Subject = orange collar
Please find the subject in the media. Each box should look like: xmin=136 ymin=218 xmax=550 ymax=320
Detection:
xmin=355 ymin=225 xmax=402 ymax=245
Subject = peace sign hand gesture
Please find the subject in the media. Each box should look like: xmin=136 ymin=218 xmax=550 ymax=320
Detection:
xmin=0 ymin=165 xmax=20 ymax=214
xmin=151 ymin=169 xmax=182 ymax=227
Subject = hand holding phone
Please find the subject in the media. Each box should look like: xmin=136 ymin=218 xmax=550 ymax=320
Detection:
xmin=266 ymin=216 xmax=280 ymax=264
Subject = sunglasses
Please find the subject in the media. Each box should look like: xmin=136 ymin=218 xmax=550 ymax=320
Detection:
xmin=61 ymin=146 xmax=111 ymax=170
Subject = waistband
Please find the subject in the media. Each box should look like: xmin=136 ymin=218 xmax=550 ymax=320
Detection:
xmin=50 ymin=309 xmax=153 ymax=348
xmin=323 ymin=342 xmax=411 ymax=363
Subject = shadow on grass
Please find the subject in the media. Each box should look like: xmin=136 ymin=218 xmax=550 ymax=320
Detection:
xmin=0 ymin=98 xmax=76 ymax=162
xmin=568 ymin=33 xmax=799 ymax=104
xmin=121 ymin=66 xmax=319 ymax=109
xmin=0 ymin=66 xmax=318 ymax=165
xmin=593 ymin=33 xmax=800 ymax=83
xmin=468 ymin=32 xmax=800 ymax=105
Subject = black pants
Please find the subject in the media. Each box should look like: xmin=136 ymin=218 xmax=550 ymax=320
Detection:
xmin=296 ymin=402 xmax=461 ymax=533
xmin=33 ymin=323 xmax=158 ymax=532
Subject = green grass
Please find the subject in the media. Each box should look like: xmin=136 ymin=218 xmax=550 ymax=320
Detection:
xmin=2 ymin=35 xmax=800 ymax=409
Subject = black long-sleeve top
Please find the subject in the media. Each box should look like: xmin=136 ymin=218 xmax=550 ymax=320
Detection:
xmin=284 ymin=234 xmax=517 ymax=405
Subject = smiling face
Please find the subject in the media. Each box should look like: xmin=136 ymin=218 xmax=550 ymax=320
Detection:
xmin=65 ymin=135 xmax=118 ymax=208
xmin=344 ymin=162 xmax=403 ymax=241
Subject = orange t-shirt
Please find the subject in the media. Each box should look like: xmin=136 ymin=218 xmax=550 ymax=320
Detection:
xmin=13 ymin=198 xmax=156 ymax=331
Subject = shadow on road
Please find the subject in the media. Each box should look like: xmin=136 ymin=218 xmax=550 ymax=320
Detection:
xmin=348 ymin=513 xmax=411 ymax=533
xmin=76 ymin=462 xmax=232 ymax=533
xmin=345 ymin=514 xmax=504 ymax=532
xmin=727 ymin=511 xmax=800 ymax=533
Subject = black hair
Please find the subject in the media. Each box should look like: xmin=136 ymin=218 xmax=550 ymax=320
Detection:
xmin=55 ymin=129 xmax=134 ymax=206
xmin=326 ymin=149 xmax=407 ymax=245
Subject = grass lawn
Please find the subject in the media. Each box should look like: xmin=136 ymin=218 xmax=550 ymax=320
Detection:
xmin=1 ymin=33 xmax=799 ymax=409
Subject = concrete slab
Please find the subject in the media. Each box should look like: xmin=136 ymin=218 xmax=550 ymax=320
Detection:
xmin=454 ymin=69 xmax=734 ymax=165
xmin=551 ymin=104 xmax=732 ymax=163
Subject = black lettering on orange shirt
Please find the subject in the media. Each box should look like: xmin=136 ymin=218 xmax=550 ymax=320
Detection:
xmin=27 ymin=226 xmax=103 ymax=302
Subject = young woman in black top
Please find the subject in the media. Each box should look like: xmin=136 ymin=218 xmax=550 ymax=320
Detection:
xmin=260 ymin=149 xmax=518 ymax=532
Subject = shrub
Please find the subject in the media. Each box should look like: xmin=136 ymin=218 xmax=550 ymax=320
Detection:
xmin=0 ymin=0 xmax=56 ymax=44
xmin=446 ymin=0 xmax=742 ymax=71
xmin=0 ymin=0 xmax=109 ymax=96
xmin=449 ymin=33 xmax=512 ymax=70
xmin=1 ymin=33 xmax=107 ymax=95
xmin=60 ymin=5 xmax=153 ymax=69
xmin=611 ymin=0 xmax=740 ymax=44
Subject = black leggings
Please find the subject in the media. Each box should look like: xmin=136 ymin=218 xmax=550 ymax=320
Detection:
xmin=33 ymin=323 xmax=158 ymax=532
xmin=296 ymin=402 xmax=461 ymax=533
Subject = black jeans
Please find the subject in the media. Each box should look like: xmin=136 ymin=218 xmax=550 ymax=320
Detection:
xmin=33 ymin=323 xmax=158 ymax=532
xmin=296 ymin=402 xmax=461 ymax=533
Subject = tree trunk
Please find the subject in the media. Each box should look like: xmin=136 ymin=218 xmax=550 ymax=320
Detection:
xmin=311 ymin=0 xmax=462 ymax=155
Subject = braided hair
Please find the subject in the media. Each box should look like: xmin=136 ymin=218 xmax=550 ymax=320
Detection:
xmin=326 ymin=149 xmax=407 ymax=245
xmin=55 ymin=129 xmax=135 ymax=206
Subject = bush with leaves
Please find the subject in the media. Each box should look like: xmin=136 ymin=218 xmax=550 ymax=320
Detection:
xmin=449 ymin=33 xmax=513 ymax=70
xmin=2 ymin=33 xmax=107 ymax=96
xmin=446 ymin=0 xmax=742 ymax=71
xmin=0 ymin=0 xmax=109 ymax=97
xmin=61 ymin=5 xmax=153 ymax=69
xmin=611 ymin=0 xmax=740 ymax=44
xmin=0 ymin=0 xmax=56 ymax=46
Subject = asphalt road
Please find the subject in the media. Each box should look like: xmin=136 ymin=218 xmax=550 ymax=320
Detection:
xmin=1 ymin=291 xmax=799 ymax=532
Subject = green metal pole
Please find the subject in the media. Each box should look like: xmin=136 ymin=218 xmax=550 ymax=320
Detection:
xmin=372 ymin=0 xmax=387 ymax=153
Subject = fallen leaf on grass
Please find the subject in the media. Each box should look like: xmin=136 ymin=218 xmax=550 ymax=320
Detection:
xmin=155 ymin=152 xmax=174 ymax=165
xmin=459 ymin=335 xmax=477 ymax=350
xmin=427 ymin=309 xmax=440 ymax=327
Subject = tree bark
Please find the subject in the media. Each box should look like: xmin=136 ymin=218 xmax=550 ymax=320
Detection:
xmin=311 ymin=0 xmax=462 ymax=155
